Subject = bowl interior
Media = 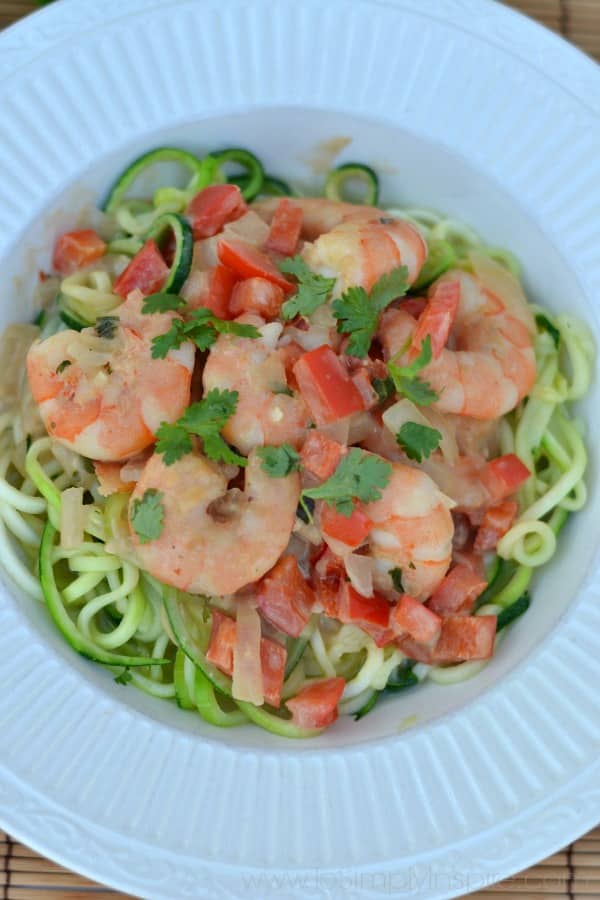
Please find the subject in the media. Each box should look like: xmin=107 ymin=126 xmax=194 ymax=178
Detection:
xmin=2 ymin=106 xmax=598 ymax=749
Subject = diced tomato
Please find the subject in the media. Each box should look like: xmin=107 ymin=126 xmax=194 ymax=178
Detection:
xmin=300 ymin=431 xmax=344 ymax=480
xmin=402 ymin=297 xmax=427 ymax=319
xmin=206 ymin=610 xmax=286 ymax=706
xmin=452 ymin=549 xmax=487 ymax=580
xmin=474 ymin=500 xmax=519 ymax=553
xmin=52 ymin=229 xmax=106 ymax=275
xmin=260 ymin=637 xmax=287 ymax=707
xmin=410 ymin=279 xmax=460 ymax=359
xmin=433 ymin=615 xmax=497 ymax=663
xmin=428 ymin=564 xmax=487 ymax=617
xmin=312 ymin=548 xmax=345 ymax=617
xmin=264 ymin=198 xmax=303 ymax=256
xmin=257 ymin=555 xmax=315 ymax=637
xmin=218 ymin=238 xmax=294 ymax=293
xmin=339 ymin=583 xmax=390 ymax=629
xmin=293 ymin=345 xmax=366 ymax=425
xmin=320 ymin=504 xmax=372 ymax=548
xmin=206 ymin=609 xmax=237 ymax=673
xmin=185 ymin=264 xmax=237 ymax=318
xmin=391 ymin=594 xmax=442 ymax=645
xmin=351 ymin=367 xmax=378 ymax=410
xmin=112 ymin=240 xmax=169 ymax=298
xmin=483 ymin=454 xmax=531 ymax=501
xmin=286 ymin=677 xmax=346 ymax=729
xmin=396 ymin=634 xmax=436 ymax=664
xmin=187 ymin=184 xmax=247 ymax=240
xmin=229 ymin=276 xmax=284 ymax=319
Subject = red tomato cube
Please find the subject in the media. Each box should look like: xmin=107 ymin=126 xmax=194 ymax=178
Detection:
xmin=428 ymin=564 xmax=487 ymax=617
xmin=257 ymin=555 xmax=315 ymax=638
xmin=286 ymin=677 xmax=346 ymax=729
xmin=293 ymin=345 xmax=366 ymax=425
xmin=53 ymin=229 xmax=106 ymax=275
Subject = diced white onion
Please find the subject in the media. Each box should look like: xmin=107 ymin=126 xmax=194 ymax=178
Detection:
xmin=60 ymin=486 xmax=85 ymax=550
xmin=192 ymin=237 xmax=219 ymax=270
xmin=347 ymin=411 xmax=373 ymax=445
xmin=319 ymin=418 xmax=350 ymax=445
xmin=345 ymin=553 xmax=374 ymax=597
xmin=223 ymin=211 xmax=270 ymax=245
xmin=259 ymin=321 xmax=283 ymax=350
xmin=232 ymin=601 xmax=264 ymax=706
xmin=284 ymin=325 xmax=333 ymax=351
xmin=383 ymin=399 xmax=457 ymax=464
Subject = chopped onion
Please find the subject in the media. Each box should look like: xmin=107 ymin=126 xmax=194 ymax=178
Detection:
xmin=347 ymin=411 xmax=373 ymax=445
xmin=322 ymin=531 xmax=353 ymax=558
xmin=192 ymin=236 xmax=219 ymax=270
xmin=470 ymin=250 xmax=534 ymax=332
xmin=383 ymin=399 xmax=457 ymax=464
xmin=60 ymin=486 xmax=85 ymax=550
xmin=319 ymin=418 xmax=350 ymax=445
xmin=259 ymin=321 xmax=283 ymax=350
xmin=223 ymin=211 xmax=270 ymax=245
xmin=284 ymin=324 xmax=333 ymax=351
xmin=232 ymin=600 xmax=264 ymax=705
xmin=345 ymin=553 xmax=374 ymax=597
xmin=0 ymin=324 xmax=40 ymax=403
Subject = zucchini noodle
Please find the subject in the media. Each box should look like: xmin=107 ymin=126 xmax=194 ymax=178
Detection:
xmin=0 ymin=151 xmax=593 ymax=735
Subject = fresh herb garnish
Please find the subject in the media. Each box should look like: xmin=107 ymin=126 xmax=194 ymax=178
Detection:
xmin=142 ymin=292 xmax=186 ymax=314
xmin=56 ymin=360 xmax=71 ymax=374
xmin=130 ymin=489 xmax=164 ymax=544
xmin=396 ymin=421 xmax=442 ymax=462
xmin=257 ymin=444 xmax=301 ymax=477
xmin=151 ymin=307 xmax=261 ymax=359
xmin=332 ymin=266 xmax=409 ymax=358
xmin=114 ymin=668 xmax=132 ymax=685
xmin=390 ymin=567 xmax=404 ymax=592
xmin=387 ymin=335 xmax=438 ymax=406
xmin=372 ymin=375 xmax=395 ymax=403
xmin=535 ymin=313 xmax=560 ymax=348
xmin=95 ymin=315 xmax=119 ymax=339
xmin=155 ymin=388 xmax=245 ymax=466
xmin=279 ymin=256 xmax=336 ymax=320
xmin=301 ymin=448 xmax=392 ymax=517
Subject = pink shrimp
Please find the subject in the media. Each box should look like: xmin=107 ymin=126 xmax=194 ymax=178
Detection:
xmin=202 ymin=315 xmax=309 ymax=454
xmin=27 ymin=292 xmax=194 ymax=461
xmin=129 ymin=449 xmax=300 ymax=596
xmin=379 ymin=262 xmax=536 ymax=419
xmin=364 ymin=461 xmax=455 ymax=601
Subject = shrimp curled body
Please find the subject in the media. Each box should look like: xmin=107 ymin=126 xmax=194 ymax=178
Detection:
xmin=380 ymin=267 xmax=536 ymax=419
xmin=26 ymin=293 xmax=194 ymax=461
xmin=202 ymin=316 xmax=308 ymax=454
xmin=130 ymin=449 xmax=301 ymax=596
xmin=364 ymin=462 xmax=455 ymax=601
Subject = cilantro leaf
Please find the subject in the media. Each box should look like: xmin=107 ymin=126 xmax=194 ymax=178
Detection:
xmin=155 ymin=389 xmax=247 ymax=467
xmin=142 ymin=293 xmax=186 ymax=314
xmin=372 ymin=375 xmax=395 ymax=403
xmin=114 ymin=668 xmax=132 ymax=685
xmin=387 ymin=335 xmax=439 ymax=406
xmin=390 ymin=567 xmax=404 ymax=592
xmin=155 ymin=423 xmax=193 ymax=465
xmin=151 ymin=308 xmax=260 ymax=359
xmin=396 ymin=421 xmax=442 ymax=462
xmin=130 ymin=489 xmax=164 ymax=544
xmin=257 ymin=444 xmax=300 ymax=477
xmin=151 ymin=320 xmax=185 ymax=358
xmin=333 ymin=266 xmax=409 ymax=357
xmin=280 ymin=256 xmax=336 ymax=320
xmin=302 ymin=448 xmax=392 ymax=516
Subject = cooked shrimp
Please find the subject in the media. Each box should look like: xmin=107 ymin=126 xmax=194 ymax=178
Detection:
xmin=303 ymin=216 xmax=427 ymax=294
xmin=254 ymin=196 xmax=381 ymax=241
xmin=379 ymin=267 xmax=536 ymax=419
xmin=27 ymin=291 xmax=194 ymax=461
xmin=364 ymin=462 xmax=454 ymax=601
xmin=130 ymin=449 xmax=300 ymax=596
xmin=202 ymin=315 xmax=309 ymax=454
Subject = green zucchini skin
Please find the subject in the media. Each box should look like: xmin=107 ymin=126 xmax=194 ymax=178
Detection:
xmin=39 ymin=522 xmax=168 ymax=668
xmin=101 ymin=147 xmax=208 ymax=214
xmin=144 ymin=212 xmax=193 ymax=294
xmin=214 ymin=148 xmax=265 ymax=201
xmin=324 ymin=162 xmax=379 ymax=206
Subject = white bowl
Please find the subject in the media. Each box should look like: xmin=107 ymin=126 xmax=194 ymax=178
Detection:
xmin=0 ymin=1 xmax=599 ymax=897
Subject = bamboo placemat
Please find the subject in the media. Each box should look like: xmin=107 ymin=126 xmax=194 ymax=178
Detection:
xmin=1 ymin=0 xmax=599 ymax=898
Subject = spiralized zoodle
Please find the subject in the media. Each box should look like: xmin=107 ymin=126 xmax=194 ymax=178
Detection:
xmin=0 ymin=147 xmax=593 ymax=736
